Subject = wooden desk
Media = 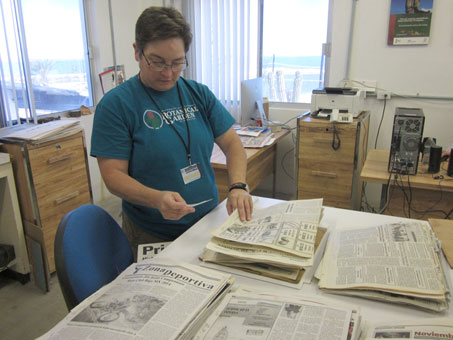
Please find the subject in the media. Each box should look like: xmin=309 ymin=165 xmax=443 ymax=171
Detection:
xmin=211 ymin=130 xmax=290 ymax=201
xmin=360 ymin=149 xmax=453 ymax=219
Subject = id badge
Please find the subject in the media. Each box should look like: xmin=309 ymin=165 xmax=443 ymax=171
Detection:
xmin=181 ymin=163 xmax=201 ymax=184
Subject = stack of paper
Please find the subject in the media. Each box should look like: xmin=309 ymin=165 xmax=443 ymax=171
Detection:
xmin=37 ymin=259 xmax=234 ymax=340
xmin=317 ymin=221 xmax=451 ymax=312
xmin=193 ymin=286 xmax=362 ymax=340
xmin=2 ymin=119 xmax=82 ymax=144
xmin=236 ymin=126 xmax=274 ymax=148
xmin=199 ymin=199 xmax=327 ymax=285
xmin=361 ymin=317 xmax=453 ymax=339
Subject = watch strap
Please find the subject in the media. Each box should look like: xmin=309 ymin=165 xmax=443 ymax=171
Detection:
xmin=229 ymin=182 xmax=248 ymax=192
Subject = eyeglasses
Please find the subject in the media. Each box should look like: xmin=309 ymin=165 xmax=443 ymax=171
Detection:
xmin=142 ymin=53 xmax=187 ymax=72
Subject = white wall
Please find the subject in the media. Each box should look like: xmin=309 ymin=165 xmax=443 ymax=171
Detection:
xmin=84 ymin=0 xmax=164 ymax=202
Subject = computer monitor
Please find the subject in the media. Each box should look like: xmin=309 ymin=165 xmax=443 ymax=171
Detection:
xmin=240 ymin=77 xmax=264 ymax=126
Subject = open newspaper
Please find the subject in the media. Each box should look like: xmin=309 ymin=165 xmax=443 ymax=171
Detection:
xmin=360 ymin=317 xmax=453 ymax=339
xmin=200 ymin=199 xmax=326 ymax=284
xmin=193 ymin=286 xmax=362 ymax=340
xmin=37 ymin=259 xmax=234 ymax=340
xmin=318 ymin=221 xmax=450 ymax=312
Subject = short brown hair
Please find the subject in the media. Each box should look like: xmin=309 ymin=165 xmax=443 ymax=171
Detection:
xmin=135 ymin=7 xmax=192 ymax=53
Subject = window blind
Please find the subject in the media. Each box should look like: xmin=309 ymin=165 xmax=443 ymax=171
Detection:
xmin=0 ymin=0 xmax=36 ymax=127
xmin=183 ymin=0 xmax=259 ymax=121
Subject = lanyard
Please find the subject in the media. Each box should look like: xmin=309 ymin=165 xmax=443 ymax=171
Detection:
xmin=139 ymin=75 xmax=192 ymax=164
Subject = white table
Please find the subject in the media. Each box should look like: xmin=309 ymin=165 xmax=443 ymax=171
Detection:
xmin=156 ymin=196 xmax=453 ymax=324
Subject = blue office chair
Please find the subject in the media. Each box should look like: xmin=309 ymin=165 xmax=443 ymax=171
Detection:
xmin=54 ymin=204 xmax=133 ymax=311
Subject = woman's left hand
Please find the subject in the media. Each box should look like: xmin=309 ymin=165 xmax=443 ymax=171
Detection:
xmin=226 ymin=189 xmax=253 ymax=222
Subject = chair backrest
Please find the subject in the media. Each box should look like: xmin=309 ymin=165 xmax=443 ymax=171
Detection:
xmin=54 ymin=204 xmax=133 ymax=310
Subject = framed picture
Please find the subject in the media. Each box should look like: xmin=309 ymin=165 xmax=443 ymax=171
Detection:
xmin=388 ymin=0 xmax=433 ymax=46
xmin=99 ymin=65 xmax=125 ymax=94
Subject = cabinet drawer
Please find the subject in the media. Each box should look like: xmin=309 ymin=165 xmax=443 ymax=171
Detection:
xmin=40 ymin=187 xmax=91 ymax=273
xmin=298 ymin=126 xmax=357 ymax=163
xmin=27 ymin=136 xmax=86 ymax=185
xmin=298 ymin=162 xmax=353 ymax=198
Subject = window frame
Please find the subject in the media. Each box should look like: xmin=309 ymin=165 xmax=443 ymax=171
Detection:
xmin=258 ymin=0 xmax=335 ymax=104
xmin=0 ymin=0 xmax=95 ymax=126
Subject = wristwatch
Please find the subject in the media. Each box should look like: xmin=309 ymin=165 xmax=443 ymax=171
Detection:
xmin=229 ymin=182 xmax=249 ymax=192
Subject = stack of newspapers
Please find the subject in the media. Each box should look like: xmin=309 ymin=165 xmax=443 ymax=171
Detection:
xmin=37 ymin=259 xmax=234 ymax=340
xmin=193 ymin=286 xmax=362 ymax=340
xmin=317 ymin=221 xmax=451 ymax=312
xmin=1 ymin=119 xmax=83 ymax=144
xmin=199 ymin=199 xmax=327 ymax=285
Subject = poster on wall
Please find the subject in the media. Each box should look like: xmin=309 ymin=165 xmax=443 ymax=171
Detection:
xmin=388 ymin=0 xmax=433 ymax=45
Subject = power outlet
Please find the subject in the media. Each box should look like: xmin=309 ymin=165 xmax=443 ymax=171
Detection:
xmin=377 ymin=91 xmax=391 ymax=100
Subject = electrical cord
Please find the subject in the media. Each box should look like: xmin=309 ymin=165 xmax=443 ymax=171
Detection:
xmin=374 ymin=95 xmax=387 ymax=149
xmin=446 ymin=207 xmax=453 ymax=219
xmin=395 ymin=174 xmax=410 ymax=218
xmin=331 ymin=122 xmax=341 ymax=150
xmin=397 ymin=172 xmax=452 ymax=219
xmin=379 ymin=170 xmax=394 ymax=214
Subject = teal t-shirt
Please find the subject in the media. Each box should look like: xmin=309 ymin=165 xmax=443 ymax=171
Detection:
xmin=91 ymin=76 xmax=235 ymax=240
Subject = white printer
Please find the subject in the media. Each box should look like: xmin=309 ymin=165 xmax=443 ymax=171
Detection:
xmin=310 ymin=87 xmax=365 ymax=119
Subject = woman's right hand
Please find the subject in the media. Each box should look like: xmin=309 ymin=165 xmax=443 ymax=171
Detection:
xmin=156 ymin=191 xmax=195 ymax=220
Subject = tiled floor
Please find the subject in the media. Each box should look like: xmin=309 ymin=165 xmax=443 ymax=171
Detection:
xmin=0 ymin=196 xmax=122 ymax=340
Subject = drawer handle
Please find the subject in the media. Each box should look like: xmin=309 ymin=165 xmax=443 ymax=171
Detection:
xmin=55 ymin=190 xmax=79 ymax=205
xmin=47 ymin=152 xmax=74 ymax=164
xmin=312 ymin=137 xmax=332 ymax=143
xmin=311 ymin=170 xmax=337 ymax=178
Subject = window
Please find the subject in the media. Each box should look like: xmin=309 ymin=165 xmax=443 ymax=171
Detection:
xmin=183 ymin=0 xmax=260 ymax=121
xmin=261 ymin=0 xmax=329 ymax=103
xmin=0 ymin=0 xmax=93 ymax=126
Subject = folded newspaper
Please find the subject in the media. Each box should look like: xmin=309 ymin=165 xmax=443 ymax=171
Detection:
xmin=37 ymin=259 xmax=234 ymax=340
xmin=199 ymin=199 xmax=326 ymax=284
xmin=1 ymin=119 xmax=82 ymax=144
xmin=360 ymin=317 xmax=453 ymax=339
xmin=193 ymin=285 xmax=362 ymax=340
xmin=318 ymin=221 xmax=451 ymax=312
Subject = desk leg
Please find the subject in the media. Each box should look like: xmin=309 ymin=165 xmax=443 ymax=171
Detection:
xmin=379 ymin=184 xmax=389 ymax=213
xmin=272 ymin=148 xmax=277 ymax=198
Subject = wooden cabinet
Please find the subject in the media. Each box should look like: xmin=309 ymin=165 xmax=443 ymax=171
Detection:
xmin=0 ymin=131 xmax=92 ymax=290
xmin=297 ymin=112 xmax=370 ymax=210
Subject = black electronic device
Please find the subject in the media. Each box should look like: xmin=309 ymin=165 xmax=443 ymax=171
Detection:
xmin=428 ymin=145 xmax=442 ymax=173
xmin=447 ymin=149 xmax=453 ymax=177
xmin=388 ymin=107 xmax=425 ymax=175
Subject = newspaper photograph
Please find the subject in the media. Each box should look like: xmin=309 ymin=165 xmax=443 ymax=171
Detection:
xmin=37 ymin=259 xmax=234 ymax=340
xmin=360 ymin=317 xmax=453 ymax=339
xmin=318 ymin=221 xmax=450 ymax=311
xmin=211 ymin=199 xmax=323 ymax=258
xmin=193 ymin=287 xmax=359 ymax=340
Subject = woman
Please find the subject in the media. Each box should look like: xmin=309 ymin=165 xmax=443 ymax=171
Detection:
xmin=91 ymin=7 xmax=253 ymax=257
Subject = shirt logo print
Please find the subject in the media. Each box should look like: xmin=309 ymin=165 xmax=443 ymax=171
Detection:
xmin=143 ymin=110 xmax=163 ymax=129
